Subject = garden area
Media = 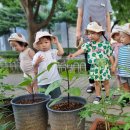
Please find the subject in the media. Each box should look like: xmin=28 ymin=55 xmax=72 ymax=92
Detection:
xmin=0 ymin=0 xmax=130 ymax=130
xmin=1 ymin=60 xmax=130 ymax=130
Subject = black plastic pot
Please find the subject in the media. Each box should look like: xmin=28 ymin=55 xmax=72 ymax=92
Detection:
xmin=11 ymin=93 xmax=51 ymax=130
xmin=46 ymin=96 xmax=86 ymax=130
xmin=0 ymin=98 xmax=14 ymax=130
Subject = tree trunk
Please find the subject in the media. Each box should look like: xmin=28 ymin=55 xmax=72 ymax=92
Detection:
xmin=20 ymin=0 xmax=58 ymax=49
xmin=28 ymin=26 xmax=36 ymax=49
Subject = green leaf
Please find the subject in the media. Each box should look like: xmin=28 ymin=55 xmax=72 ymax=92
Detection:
xmin=34 ymin=70 xmax=47 ymax=79
xmin=61 ymin=69 xmax=75 ymax=81
xmin=124 ymin=123 xmax=130 ymax=130
xmin=38 ymin=87 xmax=46 ymax=93
xmin=45 ymin=80 xmax=61 ymax=95
xmin=49 ymin=97 xmax=62 ymax=107
xmin=47 ymin=62 xmax=59 ymax=71
xmin=18 ymin=78 xmax=32 ymax=86
xmin=67 ymin=60 xmax=75 ymax=65
xmin=65 ymin=87 xmax=81 ymax=96
xmin=68 ymin=70 xmax=75 ymax=81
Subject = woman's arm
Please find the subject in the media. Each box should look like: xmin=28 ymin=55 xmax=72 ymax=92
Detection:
xmin=76 ymin=8 xmax=83 ymax=40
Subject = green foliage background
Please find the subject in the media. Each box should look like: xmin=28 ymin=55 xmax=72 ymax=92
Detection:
xmin=0 ymin=0 xmax=130 ymax=36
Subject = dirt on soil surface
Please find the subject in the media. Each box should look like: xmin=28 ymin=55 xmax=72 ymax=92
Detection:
xmin=16 ymin=98 xmax=44 ymax=104
xmin=51 ymin=101 xmax=84 ymax=111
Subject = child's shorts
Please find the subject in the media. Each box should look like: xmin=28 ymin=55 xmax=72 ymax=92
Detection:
xmin=120 ymin=77 xmax=130 ymax=86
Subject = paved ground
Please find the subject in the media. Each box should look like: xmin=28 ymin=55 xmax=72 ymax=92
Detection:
xmin=3 ymin=73 xmax=130 ymax=130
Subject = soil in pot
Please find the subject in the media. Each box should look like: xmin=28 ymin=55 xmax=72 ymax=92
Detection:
xmin=16 ymin=98 xmax=43 ymax=104
xmin=51 ymin=101 xmax=84 ymax=111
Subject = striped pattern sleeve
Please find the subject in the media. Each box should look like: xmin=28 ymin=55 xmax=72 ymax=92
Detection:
xmin=118 ymin=45 xmax=130 ymax=77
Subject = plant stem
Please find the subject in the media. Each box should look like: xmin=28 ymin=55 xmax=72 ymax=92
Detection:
xmin=66 ymin=64 xmax=70 ymax=107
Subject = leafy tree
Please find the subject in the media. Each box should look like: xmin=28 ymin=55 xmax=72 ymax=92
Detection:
xmin=20 ymin=0 xmax=58 ymax=48
xmin=0 ymin=0 xmax=58 ymax=48
xmin=0 ymin=1 xmax=25 ymax=35
xmin=111 ymin=0 xmax=130 ymax=24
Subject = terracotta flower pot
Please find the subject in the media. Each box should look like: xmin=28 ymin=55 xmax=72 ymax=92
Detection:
xmin=89 ymin=118 xmax=125 ymax=130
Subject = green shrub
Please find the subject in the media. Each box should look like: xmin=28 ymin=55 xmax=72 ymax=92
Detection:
xmin=63 ymin=48 xmax=78 ymax=56
xmin=0 ymin=50 xmax=19 ymax=59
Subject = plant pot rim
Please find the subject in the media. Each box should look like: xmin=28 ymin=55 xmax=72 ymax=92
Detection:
xmin=46 ymin=96 xmax=86 ymax=113
xmin=0 ymin=98 xmax=12 ymax=107
xmin=11 ymin=93 xmax=51 ymax=106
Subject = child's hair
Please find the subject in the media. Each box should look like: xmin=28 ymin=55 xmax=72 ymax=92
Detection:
xmin=16 ymin=41 xmax=28 ymax=47
xmin=39 ymin=36 xmax=52 ymax=42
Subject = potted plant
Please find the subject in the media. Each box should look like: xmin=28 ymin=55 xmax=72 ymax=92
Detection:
xmin=80 ymin=89 xmax=130 ymax=130
xmin=79 ymin=59 xmax=130 ymax=130
xmin=11 ymin=63 xmax=57 ymax=130
xmin=0 ymin=68 xmax=15 ymax=130
xmin=46 ymin=59 xmax=86 ymax=130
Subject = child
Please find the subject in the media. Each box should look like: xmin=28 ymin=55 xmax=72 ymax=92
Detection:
xmin=111 ymin=27 xmax=122 ymax=88
xmin=118 ymin=23 xmax=130 ymax=92
xmin=76 ymin=0 xmax=113 ymax=93
xmin=32 ymin=31 xmax=64 ymax=99
xmin=69 ymin=22 xmax=114 ymax=104
xmin=8 ymin=33 xmax=37 ymax=93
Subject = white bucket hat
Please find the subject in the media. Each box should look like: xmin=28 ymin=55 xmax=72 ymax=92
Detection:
xmin=33 ymin=31 xmax=53 ymax=49
xmin=120 ymin=23 xmax=130 ymax=35
xmin=111 ymin=26 xmax=122 ymax=38
xmin=85 ymin=22 xmax=104 ymax=33
xmin=8 ymin=33 xmax=28 ymax=44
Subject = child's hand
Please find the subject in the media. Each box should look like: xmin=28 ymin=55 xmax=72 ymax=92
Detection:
xmin=36 ymin=55 xmax=44 ymax=65
xmin=52 ymin=36 xmax=59 ymax=44
xmin=111 ymin=65 xmax=116 ymax=74
xmin=67 ymin=54 xmax=75 ymax=58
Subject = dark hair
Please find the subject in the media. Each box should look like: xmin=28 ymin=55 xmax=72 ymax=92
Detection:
xmin=41 ymin=36 xmax=52 ymax=41
xmin=16 ymin=41 xmax=28 ymax=47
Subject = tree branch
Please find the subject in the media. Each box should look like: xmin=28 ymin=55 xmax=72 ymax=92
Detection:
xmin=36 ymin=0 xmax=58 ymax=31
xmin=34 ymin=1 xmax=40 ymax=20
xmin=20 ymin=0 xmax=35 ymax=23
xmin=20 ymin=0 xmax=28 ymax=17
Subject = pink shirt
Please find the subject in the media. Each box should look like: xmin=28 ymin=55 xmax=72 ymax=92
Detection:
xmin=112 ymin=42 xmax=122 ymax=58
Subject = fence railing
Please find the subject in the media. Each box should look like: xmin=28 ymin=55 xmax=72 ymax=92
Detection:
xmin=0 ymin=61 xmax=86 ymax=73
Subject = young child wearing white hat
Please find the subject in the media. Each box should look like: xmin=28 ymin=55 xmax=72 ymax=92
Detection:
xmin=118 ymin=23 xmax=130 ymax=92
xmin=68 ymin=22 xmax=114 ymax=104
xmin=117 ymin=23 xmax=130 ymax=105
xmin=8 ymin=33 xmax=37 ymax=93
xmin=32 ymin=31 xmax=64 ymax=99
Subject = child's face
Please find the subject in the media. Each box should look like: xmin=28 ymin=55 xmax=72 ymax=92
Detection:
xmin=87 ymin=31 xmax=101 ymax=42
xmin=37 ymin=37 xmax=51 ymax=51
xmin=113 ymin=33 xmax=121 ymax=43
xmin=120 ymin=32 xmax=130 ymax=45
xmin=10 ymin=41 xmax=24 ymax=52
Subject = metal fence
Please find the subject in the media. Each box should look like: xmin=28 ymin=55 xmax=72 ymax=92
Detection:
xmin=0 ymin=61 xmax=86 ymax=73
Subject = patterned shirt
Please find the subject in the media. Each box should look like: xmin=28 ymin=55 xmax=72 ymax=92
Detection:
xmin=82 ymin=41 xmax=112 ymax=65
xmin=81 ymin=41 xmax=113 ymax=81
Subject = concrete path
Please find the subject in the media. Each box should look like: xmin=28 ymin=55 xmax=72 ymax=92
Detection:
xmin=3 ymin=73 xmax=130 ymax=130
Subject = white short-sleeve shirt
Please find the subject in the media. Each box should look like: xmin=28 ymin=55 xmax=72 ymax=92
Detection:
xmin=32 ymin=49 xmax=61 ymax=85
